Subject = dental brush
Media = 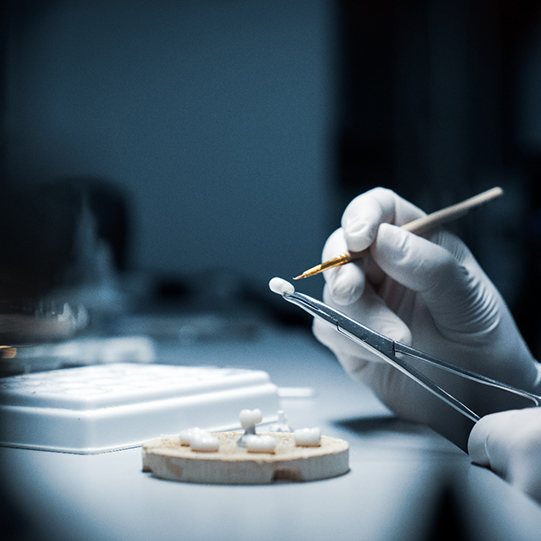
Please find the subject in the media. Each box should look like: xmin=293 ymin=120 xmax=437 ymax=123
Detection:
xmin=294 ymin=186 xmax=503 ymax=280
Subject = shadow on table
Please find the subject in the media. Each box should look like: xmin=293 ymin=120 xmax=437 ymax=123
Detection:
xmin=333 ymin=415 xmax=430 ymax=435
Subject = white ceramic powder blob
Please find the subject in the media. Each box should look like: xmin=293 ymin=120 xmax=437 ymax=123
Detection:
xmin=268 ymin=277 xmax=295 ymax=296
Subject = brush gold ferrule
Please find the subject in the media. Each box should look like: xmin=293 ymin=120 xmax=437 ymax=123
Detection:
xmin=293 ymin=251 xmax=366 ymax=280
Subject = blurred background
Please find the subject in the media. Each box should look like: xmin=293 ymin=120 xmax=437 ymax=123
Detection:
xmin=1 ymin=0 xmax=541 ymax=359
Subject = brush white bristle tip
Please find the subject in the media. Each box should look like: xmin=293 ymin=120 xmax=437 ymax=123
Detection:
xmin=269 ymin=277 xmax=295 ymax=296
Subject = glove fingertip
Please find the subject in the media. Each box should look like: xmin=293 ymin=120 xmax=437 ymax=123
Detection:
xmin=467 ymin=420 xmax=490 ymax=466
xmin=467 ymin=411 xmax=515 ymax=467
xmin=326 ymin=265 xmax=365 ymax=306
xmin=390 ymin=323 xmax=412 ymax=347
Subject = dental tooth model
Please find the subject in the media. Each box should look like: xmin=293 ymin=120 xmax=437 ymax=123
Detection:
xmin=178 ymin=427 xmax=206 ymax=446
xmin=189 ymin=431 xmax=220 ymax=452
xmin=267 ymin=410 xmax=293 ymax=433
xmin=240 ymin=408 xmax=263 ymax=429
xmin=244 ymin=434 xmax=277 ymax=453
xmin=294 ymin=427 xmax=321 ymax=447
xmin=237 ymin=408 xmax=263 ymax=447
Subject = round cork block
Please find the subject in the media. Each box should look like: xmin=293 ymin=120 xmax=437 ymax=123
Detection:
xmin=142 ymin=431 xmax=349 ymax=484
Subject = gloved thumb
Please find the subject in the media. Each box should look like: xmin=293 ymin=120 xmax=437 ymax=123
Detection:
xmin=371 ymin=224 xmax=499 ymax=338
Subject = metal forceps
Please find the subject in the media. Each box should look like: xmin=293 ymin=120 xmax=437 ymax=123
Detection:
xmin=281 ymin=288 xmax=541 ymax=422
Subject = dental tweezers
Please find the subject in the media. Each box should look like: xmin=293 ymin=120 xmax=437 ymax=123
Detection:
xmin=281 ymin=288 xmax=541 ymax=422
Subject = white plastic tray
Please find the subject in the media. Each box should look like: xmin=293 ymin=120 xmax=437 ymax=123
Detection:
xmin=0 ymin=363 xmax=280 ymax=453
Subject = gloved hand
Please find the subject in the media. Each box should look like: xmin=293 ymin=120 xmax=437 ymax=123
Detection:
xmin=468 ymin=408 xmax=541 ymax=502
xmin=313 ymin=187 xmax=541 ymax=447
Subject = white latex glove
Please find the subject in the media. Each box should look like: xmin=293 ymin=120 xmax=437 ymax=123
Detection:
xmin=313 ymin=187 xmax=541 ymax=447
xmin=468 ymin=408 xmax=541 ymax=502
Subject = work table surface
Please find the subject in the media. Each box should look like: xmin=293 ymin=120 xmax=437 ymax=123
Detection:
xmin=2 ymin=325 xmax=540 ymax=541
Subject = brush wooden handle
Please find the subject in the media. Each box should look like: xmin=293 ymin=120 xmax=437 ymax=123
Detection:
xmin=400 ymin=186 xmax=503 ymax=234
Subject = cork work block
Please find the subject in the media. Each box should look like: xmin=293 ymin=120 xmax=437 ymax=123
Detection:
xmin=142 ymin=431 xmax=349 ymax=484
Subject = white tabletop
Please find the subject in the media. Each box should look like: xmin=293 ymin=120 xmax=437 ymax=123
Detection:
xmin=2 ymin=326 xmax=540 ymax=541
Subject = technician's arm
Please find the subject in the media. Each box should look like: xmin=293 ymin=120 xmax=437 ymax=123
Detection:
xmin=468 ymin=408 xmax=541 ymax=502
